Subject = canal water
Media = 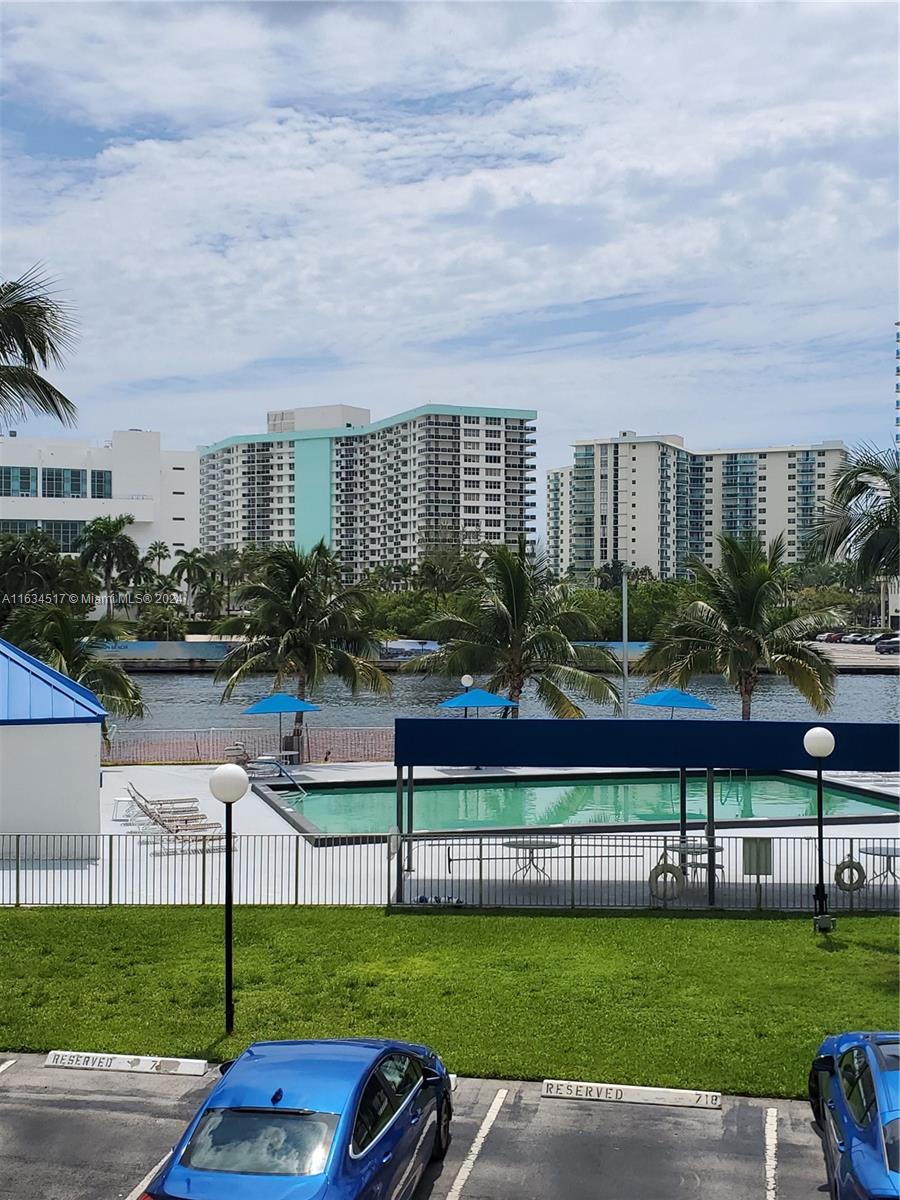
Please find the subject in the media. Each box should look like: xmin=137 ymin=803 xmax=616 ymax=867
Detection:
xmin=122 ymin=671 xmax=899 ymax=730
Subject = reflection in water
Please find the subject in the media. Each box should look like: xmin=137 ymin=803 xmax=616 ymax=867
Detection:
xmin=292 ymin=773 xmax=895 ymax=835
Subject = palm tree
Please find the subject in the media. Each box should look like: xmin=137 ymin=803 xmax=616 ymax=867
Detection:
xmin=194 ymin=576 xmax=226 ymax=621
xmin=170 ymin=548 xmax=212 ymax=615
xmin=215 ymin=541 xmax=391 ymax=738
xmin=639 ymin=533 xmax=839 ymax=720
xmin=406 ymin=539 xmax=620 ymax=718
xmin=3 ymin=605 xmax=146 ymax=722
xmin=813 ymin=444 xmax=899 ymax=581
xmin=0 ymin=267 xmax=77 ymax=427
xmin=205 ymin=546 xmax=242 ymax=613
xmin=146 ymin=540 xmax=170 ymax=575
xmin=76 ymin=515 xmax=139 ymax=617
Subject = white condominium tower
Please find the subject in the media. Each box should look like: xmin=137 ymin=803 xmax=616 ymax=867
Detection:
xmin=200 ymin=404 xmax=537 ymax=578
xmin=0 ymin=429 xmax=199 ymax=559
xmin=546 ymin=466 xmax=572 ymax=578
xmin=546 ymin=430 xmax=847 ymax=580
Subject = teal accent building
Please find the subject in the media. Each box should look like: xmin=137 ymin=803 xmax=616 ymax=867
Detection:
xmin=200 ymin=403 xmax=537 ymax=579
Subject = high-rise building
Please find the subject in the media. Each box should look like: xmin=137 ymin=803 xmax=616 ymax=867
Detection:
xmin=200 ymin=404 xmax=537 ymax=578
xmin=0 ymin=429 xmax=199 ymax=559
xmin=546 ymin=466 xmax=572 ymax=578
xmin=547 ymin=430 xmax=847 ymax=579
xmin=895 ymin=323 xmax=899 ymax=445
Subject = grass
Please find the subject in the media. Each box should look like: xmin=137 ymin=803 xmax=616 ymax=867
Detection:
xmin=1 ymin=907 xmax=896 ymax=1099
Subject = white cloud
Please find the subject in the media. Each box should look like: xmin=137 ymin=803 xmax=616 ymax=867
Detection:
xmin=1 ymin=0 xmax=895 ymax=519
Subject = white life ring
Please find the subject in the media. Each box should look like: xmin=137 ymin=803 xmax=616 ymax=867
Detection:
xmin=649 ymin=862 xmax=685 ymax=901
xmin=834 ymin=858 xmax=866 ymax=893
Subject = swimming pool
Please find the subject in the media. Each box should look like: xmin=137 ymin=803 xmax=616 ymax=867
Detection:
xmin=274 ymin=774 xmax=897 ymax=835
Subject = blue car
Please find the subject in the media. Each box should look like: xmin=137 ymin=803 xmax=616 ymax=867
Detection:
xmin=809 ymin=1031 xmax=900 ymax=1199
xmin=138 ymin=1038 xmax=454 ymax=1199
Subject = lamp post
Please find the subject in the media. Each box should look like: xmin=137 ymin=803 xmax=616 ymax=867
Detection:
xmin=209 ymin=762 xmax=249 ymax=1033
xmin=803 ymin=726 xmax=835 ymax=934
xmin=461 ymin=674 xmax=474 ymax=720
xmin=621 ymin=564 xmax=629 ymax=718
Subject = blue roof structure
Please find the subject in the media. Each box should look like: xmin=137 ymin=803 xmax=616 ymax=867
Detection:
xmin=439 ymin=687 xmax=518 ymax=710
xmin=0 ymin=637 xmax=106 ymax=725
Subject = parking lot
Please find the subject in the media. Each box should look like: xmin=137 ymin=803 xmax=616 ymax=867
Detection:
xmin=0 ymin=1054 xmax=827 ymax=1199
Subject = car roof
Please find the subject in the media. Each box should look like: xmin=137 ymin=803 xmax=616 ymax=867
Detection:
xmin=210 ymin=1039 xmax=402 ymax=1114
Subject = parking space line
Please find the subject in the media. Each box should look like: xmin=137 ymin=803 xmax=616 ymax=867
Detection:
xmin=765 ymin=1107 xmax=778 ymax=1200
xmin=0 ymin=1060 xmax=15 ymax=1076
xmin=124 ymin=1152 xmax=170 ymax=1200
xmin=446 ymin=1088 xmax=508 ymax=1200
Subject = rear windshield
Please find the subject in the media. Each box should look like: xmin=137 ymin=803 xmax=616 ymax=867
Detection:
xmin=181 ymin=1108 xmax=339 ymax=1176
xmin=874 ymin=1041 xmax=900 ymax=1072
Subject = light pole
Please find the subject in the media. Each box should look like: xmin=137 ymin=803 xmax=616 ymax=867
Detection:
xmin=621 ymin=564 xmax=629 ymax=718
xmin=461 ymin=674 xmax=474 ymax=720
xmin=803 ymin=726 xmax=835 ymax=934
xmin=210 ymin=762 xmax=249 ymax=1034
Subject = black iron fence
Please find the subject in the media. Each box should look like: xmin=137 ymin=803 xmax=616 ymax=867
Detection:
xmin=1 ymin=832 xmax=897 ymax=913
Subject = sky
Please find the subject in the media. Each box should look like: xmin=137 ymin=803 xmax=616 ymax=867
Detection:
xmin=2 ymin=0 xmax=897 ymax=516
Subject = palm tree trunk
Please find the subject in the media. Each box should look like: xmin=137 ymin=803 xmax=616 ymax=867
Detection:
xmin=104 ymin=566 xmax=113 ymax=619
xmin=509 ymin=678 xmax=523 ymax=718
xmin=740 ymin=686 xmax=753 ymax=720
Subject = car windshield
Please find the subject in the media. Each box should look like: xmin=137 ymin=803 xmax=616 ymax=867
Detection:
xmin=181 ymin=1108 xmax=339 ymax=1176
xmin=885 ymin=1118 xmax=900 ymax=1175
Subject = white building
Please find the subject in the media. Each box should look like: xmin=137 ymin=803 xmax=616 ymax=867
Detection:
xmin=0 ymin=429 xmax=199 ymax=562
xmin=0 ymin=637 xmax=104 ymax=837
xmin=547 ymin=430 xmax=847 ymax=579
xmin=546 ymin=466 xmax=572 ymax=578
xmin=200 ymin=404 xmax=537 ymax=580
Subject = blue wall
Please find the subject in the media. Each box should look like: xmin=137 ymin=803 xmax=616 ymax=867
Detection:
xmin=394 ymin=718 xmax=899 ymax=772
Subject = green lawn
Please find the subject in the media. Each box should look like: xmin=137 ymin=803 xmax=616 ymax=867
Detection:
xmin=1 ymin=907 xmax=896 ymax=1098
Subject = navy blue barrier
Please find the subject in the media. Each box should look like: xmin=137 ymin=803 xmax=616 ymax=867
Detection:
xmin=394 ymin=718 xmax=899 ymax=772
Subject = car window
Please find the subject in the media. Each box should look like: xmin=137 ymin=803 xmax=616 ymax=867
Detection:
xmin=180 ymin=1109 xmax=338 ymax=1176
xmin=839 ymin=1048 xmax=878 ymax=1127
xmin=352 ymin=1077 xmax=396 ymax=1155
xmin=847 ymin=1065 xmax=877 ymax=1127
xmin=379 ymin=1055 xmax=423 ymax=1103
xmin=884 ymin=1118 xmax=900 ymax=1174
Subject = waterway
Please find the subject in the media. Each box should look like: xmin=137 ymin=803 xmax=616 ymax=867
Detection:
xmin=122 ymin=670 xmax=899 ymax=731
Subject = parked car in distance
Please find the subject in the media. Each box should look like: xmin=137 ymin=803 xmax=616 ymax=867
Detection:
xmin=138 ymin=1038 xmax=454 ymax=1200
xmin=876 ymin=637 xmax=900 ymax=655
xmin=816 ymin=632 xmax=836 ymax=642
xmin=825 ymin=632 xmax=848 ymax=642
xmin=809 ymin=1031 xmax=899 ymax=1200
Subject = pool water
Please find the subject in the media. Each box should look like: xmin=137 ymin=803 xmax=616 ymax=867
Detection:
xmin=278 ymin=774 xmax=896 ymax=835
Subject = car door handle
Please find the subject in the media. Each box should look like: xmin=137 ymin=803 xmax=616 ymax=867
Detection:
xmin=382 ymin=1151 xmax=393 ymax=1164
xmin=826 ymin=1100 xmax=835 ymax=1110
xmin=409 ymin=1109 xmax=421 ymax=1125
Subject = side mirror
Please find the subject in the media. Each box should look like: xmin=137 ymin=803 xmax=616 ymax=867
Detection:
xmin=813 ymin=1054 xmax=835 ymax=1074
xmin=422 ymin=1066 xmax=443 ymax=1087
xmin=219 ymin=1059 xmax=236 ymax=1076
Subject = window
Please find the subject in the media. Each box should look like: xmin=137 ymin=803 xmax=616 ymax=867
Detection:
xmin=173 ymin=516 xmax=185 ymax=521
xmin=839 ymin=1049 xmax=878 ymax=1127
xmin=41 ymin=520 xmax=86 ymax=553
xmin=0 ymin=519 xmax=38 ymax=534
xmin=379 ymin=1055 xmax=422 ymax=1102
xmin=173 ymin=490 xmax=185 ymax=495
xmin=181 ymin=1108 xmax=339 ymax=1176
xmin=172 ymin=465 xmax=185 ymax=470
xmin=0 ymin=466 xmax=37 ymax=497
xmin=485 ymin=455 xmax=501 ymax=464
xmin=485 ymin=416 xmax=501 ymax=425
xmin=42 ymin=467 xmax=87 ymax=497
xmin=90 ymin=469 xmax=112 ymax=498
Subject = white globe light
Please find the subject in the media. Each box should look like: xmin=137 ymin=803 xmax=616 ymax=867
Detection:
xmin=461 ymin=674 xmax=474 ymax=688
xmin=210 ymin=762 xmax=250 ymax=805
xmin=803 ymin=726 xmax=835 ymax=759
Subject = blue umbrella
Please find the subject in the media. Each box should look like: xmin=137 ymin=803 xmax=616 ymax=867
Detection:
xmin=633 ymin=688 xmax=716 ymax=719
xmin=439 ymin=687 xmax=518 ymax=718
xmin=242 ymin=694 xmax=321 ymax=744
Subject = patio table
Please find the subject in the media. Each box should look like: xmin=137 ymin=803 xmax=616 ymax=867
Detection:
xmin=661 ymin=837 xmax=725 ymax=883
xmin=502 ymin=838 xmax=562 ymax=880
xmin=860 ymin=844 xmax=900 ymax=886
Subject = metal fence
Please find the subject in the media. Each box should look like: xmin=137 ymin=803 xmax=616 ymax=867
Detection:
xmin=1 ymin=832 xmax=896 ymax=913
xmin=101 ymin=726 xmax=395 ymax=765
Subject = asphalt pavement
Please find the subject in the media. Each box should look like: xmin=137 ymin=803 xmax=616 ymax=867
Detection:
xmin=0 ymin=1054 xmax=828 ymax=1199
